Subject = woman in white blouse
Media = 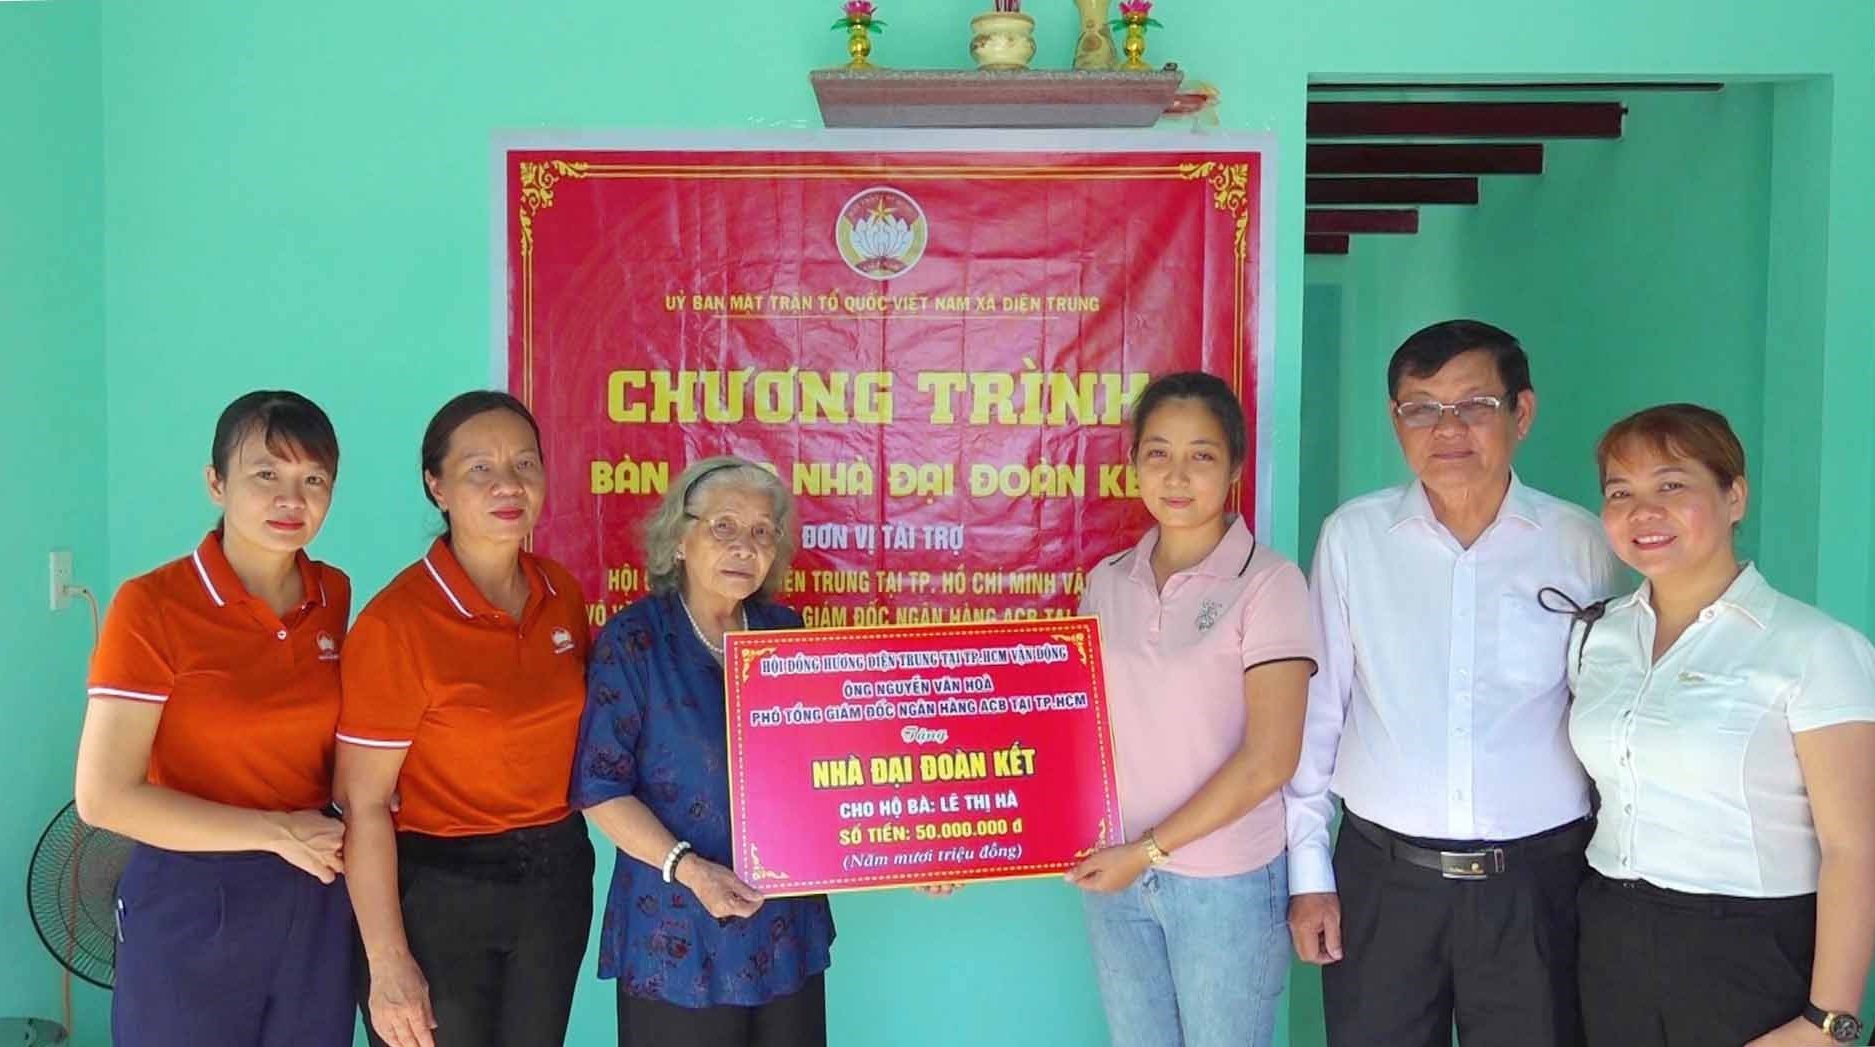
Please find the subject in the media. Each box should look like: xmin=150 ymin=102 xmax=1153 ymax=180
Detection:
xmin=1569 ymin=403 xmax=1875 ymax=1046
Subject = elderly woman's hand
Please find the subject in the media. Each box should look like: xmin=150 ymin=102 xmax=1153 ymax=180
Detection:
xmin=677 ymin=856 xmax=766 ymax=919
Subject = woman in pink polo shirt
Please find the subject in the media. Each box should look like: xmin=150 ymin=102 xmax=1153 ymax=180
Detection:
xmin=1068 ymin=371 xmax=1316 ymax=1047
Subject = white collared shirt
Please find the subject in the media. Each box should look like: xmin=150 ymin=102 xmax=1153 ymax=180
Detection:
xmin=1285 ymin=475 xmax=1624 ymax=894
xmin=1569 ymin=565 xmax=1875 ymax=897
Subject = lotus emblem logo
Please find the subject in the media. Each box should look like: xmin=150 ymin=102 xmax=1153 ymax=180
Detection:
xmin=552 ymin=627 xmax=576 ymax=655
xmin=1195 ymin=600 xmax=1223 ymax=634
xmin=316 ymin=631 xmax=339 ymax=661
xmin=836 ymin=187 xmax=928 ymax=280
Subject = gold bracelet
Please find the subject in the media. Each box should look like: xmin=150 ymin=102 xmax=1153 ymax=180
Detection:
xmin=1142 ymin=830 xmax=1171 ymax=866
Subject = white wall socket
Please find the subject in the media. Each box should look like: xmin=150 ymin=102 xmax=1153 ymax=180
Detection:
xmin=49 ymin=550 xmax=73 ymax=611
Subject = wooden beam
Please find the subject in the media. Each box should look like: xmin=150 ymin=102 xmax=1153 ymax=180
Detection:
xmin=1309 ymin=81 xmax=1722 ymax=93
xmin=1308 ymin=144 xmax=1544 ymax=175
xmin=1305 ymin=234 xmax=1351 ymax=255
xmin=1308 ymin=102 xmax=1624 ymax=139
xmin=1307 ymin=177 xmax=1479 ymax=206
xmin=1307 ymin=209 xmax=1419 ymax=235
xmin=809 ymin=69 xmax=1182 ymax=129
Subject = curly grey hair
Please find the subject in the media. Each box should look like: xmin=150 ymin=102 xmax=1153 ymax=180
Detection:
xmin=644 ymin=456 xmax=795 ymax=598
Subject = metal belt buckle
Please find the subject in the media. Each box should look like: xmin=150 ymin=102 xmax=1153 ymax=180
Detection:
xmin=1439 ymin=848 xmax=1505 ymax=880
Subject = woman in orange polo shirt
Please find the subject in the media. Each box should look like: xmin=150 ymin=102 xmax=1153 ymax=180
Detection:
xmin=75 ymin=390 xmax=354 ymax=1047
xmin=336 ymin=391 xmax=593 ymax=1047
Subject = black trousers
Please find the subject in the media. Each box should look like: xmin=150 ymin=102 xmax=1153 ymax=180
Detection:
xmin=1578 ymin=870 xmax=1816 ymax=1047
xmin=359 ymin=815 xmax=595 ymax=1047
xmin=1321 ymin=809 xmax=1592 ymax=1047
xmin=616 ymin=973 xmax=827 ymax=1047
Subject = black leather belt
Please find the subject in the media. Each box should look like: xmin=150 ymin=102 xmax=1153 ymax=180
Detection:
xmin=1343 ymin=809 xmax=1591 ymax=881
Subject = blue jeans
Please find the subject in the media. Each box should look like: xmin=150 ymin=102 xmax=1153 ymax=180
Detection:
xmin=1082 ymin=855 xmax=1291 ymax=1047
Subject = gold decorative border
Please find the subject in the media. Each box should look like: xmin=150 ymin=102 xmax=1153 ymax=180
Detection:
xmin=1177 ymin=161 xmax=1251 ymax=261
xmin=745 ymin=843 xmax=790 ymax=883
xmin=1176 ymin=160 xmax=1253 ymax=515
xmin=1050 ymin=630 xmax=1093 ymax=669
xmin=735 ymin=644 xmax=777 ymax=688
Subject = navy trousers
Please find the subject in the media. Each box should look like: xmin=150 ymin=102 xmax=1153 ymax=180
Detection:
xmin=113 ymin=845 xmax=355 ymax=1047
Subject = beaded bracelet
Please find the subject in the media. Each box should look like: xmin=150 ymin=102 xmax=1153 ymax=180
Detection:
xmin=661 ymin=840 xmax=694 ymax=884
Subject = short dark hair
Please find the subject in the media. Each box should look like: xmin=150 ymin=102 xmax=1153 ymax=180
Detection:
xmin=420 ymin=391 xmax=542 ymax=536
xmin=1386 ymin=319 xmax=1533 ymax=402
xmin=1596 ymin=403 xmax=1746 ymax=489
xmin=1128 ymin=371 xmax=1248 ymax=470
xmin=211 ymin=390 xmax=339 ymax=481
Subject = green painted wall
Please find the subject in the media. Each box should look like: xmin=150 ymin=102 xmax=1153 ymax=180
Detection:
xmin=0 ymin=1 xmax=1855 ymax=1045
xmin=1298 ymin=276 xmax=1345 ymax=568
xmin=0 ymin=0 xmax=113 ymax=1040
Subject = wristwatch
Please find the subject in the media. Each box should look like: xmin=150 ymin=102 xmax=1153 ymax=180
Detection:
xmin=1141 ymin=830 xmax=1171 ymax=867
xmin=1801 ymin=1002 xmax=1862 ymax=1044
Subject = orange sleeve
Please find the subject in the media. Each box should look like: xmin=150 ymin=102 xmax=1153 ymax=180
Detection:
xmin=335 ymin=610 xmax=427 ymax=750
xmin=87 ymin=577 xmax=174 ymax=705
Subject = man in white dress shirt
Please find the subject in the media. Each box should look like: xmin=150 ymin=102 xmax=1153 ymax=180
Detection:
xmin=1285 ymin=320 xmax=1624 ymax=1046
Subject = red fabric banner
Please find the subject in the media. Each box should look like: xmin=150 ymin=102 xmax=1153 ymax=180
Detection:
xmin=504 ymin=141 xmax=1266 ymax=624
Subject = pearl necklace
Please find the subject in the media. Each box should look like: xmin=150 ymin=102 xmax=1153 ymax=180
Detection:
xmin=679 ymin=595 xmax=746 ymax=657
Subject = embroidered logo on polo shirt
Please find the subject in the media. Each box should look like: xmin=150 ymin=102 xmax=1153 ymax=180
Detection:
xmin=315 ymin=631 xmax=340 ymax=662
xmin=1195 ymin=600 xmax=1224 ymax=634
xmin=551 ymin=627 xmax=576 ymax=655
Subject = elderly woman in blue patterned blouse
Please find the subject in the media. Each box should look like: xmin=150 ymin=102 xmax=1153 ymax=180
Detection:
xmin=571 ymin=456 xmax=835 ymax=1047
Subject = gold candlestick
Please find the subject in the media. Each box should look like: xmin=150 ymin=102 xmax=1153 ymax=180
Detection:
xmin=847 ymin=19 xmax=874 ymax=69
xmin=1119 ymin=12 xmax=1149 ymax=70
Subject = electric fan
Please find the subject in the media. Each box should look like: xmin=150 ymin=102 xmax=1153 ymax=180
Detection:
xmin=27 ymin=800 xmax=132 ymax=990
